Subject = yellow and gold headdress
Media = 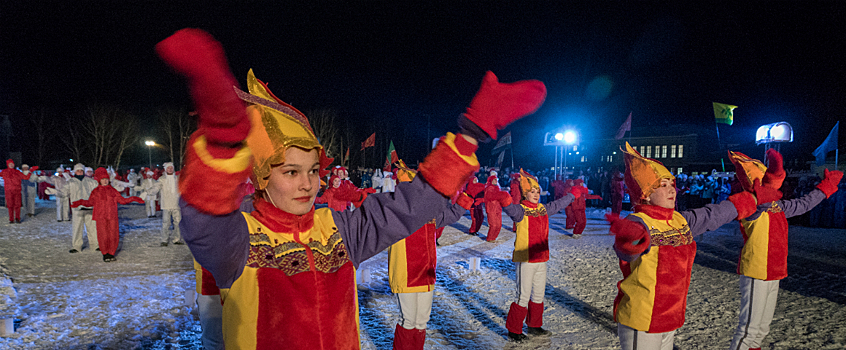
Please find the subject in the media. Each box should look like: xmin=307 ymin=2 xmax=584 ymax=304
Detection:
xmin=395 ymin=159 xmax=417 ymax=183
xmin=518 ymin=168 xmax=540 ymax=196
xmin=622 ymin=142 xmax=675 ymax=201
xmin=237 ymin=69 xmax=331 ymax=190
xmin=728 ymin=150 xmax=767 ymax=192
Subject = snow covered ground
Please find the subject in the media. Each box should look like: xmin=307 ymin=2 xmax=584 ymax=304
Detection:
xmin=1 ymin=198 xmax=845 ymax=349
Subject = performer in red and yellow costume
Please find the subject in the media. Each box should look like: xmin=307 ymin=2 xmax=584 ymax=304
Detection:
xmin=727 ymin=149 xmax=842 ymax=350
xmin=156 ymin=28 xmax=545 ymax=349
xmin=501 ymin=169 xmax=581 ymax=342
xmin=606 ymin=142 xmax=760 ymax=350
xmin=483 ymin=171 xmax=511 ymax=241
xmin=565 ymin=179 xmax=601 ymax=236
xmin=387 ymin=165 xmax=471 ymax=350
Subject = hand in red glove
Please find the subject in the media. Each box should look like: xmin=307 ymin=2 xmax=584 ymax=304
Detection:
xmin=364 ymin=188 xmax=377 ymax=194
xmin=605 ymin=213 xmax=651 ymax=260
xmin=456 ymin=192 xmax=474 ymax=210
xmin=762 ymin=148 xmax=785 ymax=189
xmin=495 ymin=190 xmax=513 ymax=207
xmin=753 ymin=178 xmax=782 ymax=204
xmin=817 ymin=168 xmax=844 ymax=198
xmin=461 ymin=71 xmax=546 ymax=141
xmin=569 ymin=185 xmax=589 ymax=199
xmin=31 ymin=166 xmax=39 ymax=171
xmin=156 ymin=29 xmax=250 ymax=146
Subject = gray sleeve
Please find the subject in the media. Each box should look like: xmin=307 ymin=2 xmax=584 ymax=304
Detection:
xmin=332 ymin=175 xmax=450 ymax=268
xmin=435 ymin=203 xmax=467 ymax=229
xmin=681 ymin=200 xmax=739 ymax=237
xmin=179 ymin=198 xmax=250 ymax=290
xmin=546 ymin=193 xmax=576 ymax=215
xmin=503 ymin=203 xmax=525 ymax=222
xmin=779 ymin=189 xmax=826 ymax=218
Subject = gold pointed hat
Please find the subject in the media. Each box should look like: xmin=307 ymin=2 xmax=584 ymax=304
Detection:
xmin=622 ymin=142 xmax=675 ymax=201
xmin=237 ymin=69 xmax=331 ymax=190
xmin=518 ymin=168 xmax=540 ymax=195
xmin=728 ymin=150 xmax=767 ymax=192
xmin=395 ymin=159 xmax=417 ymax=183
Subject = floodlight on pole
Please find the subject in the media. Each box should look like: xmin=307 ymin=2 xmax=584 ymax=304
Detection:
xmin=755 ymin=122 xmax=793 ymax=163
xmin=145 ymin=140 xmax=155 ymax=169
xmin=554 ymin=132 xmax=564 ymax=141
xmin=563 ymin=131 xmax=577 ymax=144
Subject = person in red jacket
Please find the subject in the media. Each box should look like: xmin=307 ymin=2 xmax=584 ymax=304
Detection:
xmin=610 ymin=170 xmax=625 ymax=214
xmin=728 ymin=149 xmax=842 ymax=350
xmin=1 ymin=159 xmax=32 ymax=224
xmin=71 ymin=167 xmax=144 ymax=262
xmin=315 ymin=175 xmax=374 ymax=211
xmin=483 ymin=172 xmax=511 ymax=241
xmin=567 ymin=179 xmax=601 ymax=236
xmin=465 ymin=176 xmax=486 ymax=235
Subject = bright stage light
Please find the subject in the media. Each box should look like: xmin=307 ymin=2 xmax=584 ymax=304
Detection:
xmin=755 ymin=122 xmax=793 ymax=145
xmin=554 ymin=133 xmax=564 ymax=141
xmin=563 ymin=131 xmax=577 ymax=144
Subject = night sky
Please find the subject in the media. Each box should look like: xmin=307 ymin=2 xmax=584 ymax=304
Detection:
xmin=2 ymin=2 xmax=845 ymax=169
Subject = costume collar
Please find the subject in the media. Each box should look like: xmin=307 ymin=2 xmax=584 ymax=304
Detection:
xmin=634 ymin=204 xmax=674 ymax=220
xmin=251 ymin=197 xmax=315 ymax=233
xmin=521 ymin=200 xmax=539 ymax=208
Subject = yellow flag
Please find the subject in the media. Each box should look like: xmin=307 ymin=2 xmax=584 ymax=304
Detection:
xmin=713 ymin=102 xmax=737 ymax=125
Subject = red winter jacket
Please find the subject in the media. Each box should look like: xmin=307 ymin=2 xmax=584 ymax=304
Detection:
xmin=71 ymin=185 xmax=144 ymax=221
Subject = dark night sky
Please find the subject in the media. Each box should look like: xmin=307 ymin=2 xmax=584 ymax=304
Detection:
xmin=2 ymin=2 xmax=845 ymax=169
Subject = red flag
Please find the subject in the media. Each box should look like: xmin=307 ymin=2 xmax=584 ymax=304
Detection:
xmin=361 ymin=133 xmax=375 ymax=151
xmin=615 ymin=112 xmax=632 ymax=140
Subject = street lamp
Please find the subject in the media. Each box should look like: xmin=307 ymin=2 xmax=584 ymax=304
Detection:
xmin=755 ymin=122 xmax=793 ymax=164
xmin=145 ymin=140 xmax=155 ymax=168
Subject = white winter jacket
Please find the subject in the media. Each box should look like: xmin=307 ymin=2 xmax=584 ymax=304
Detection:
xmin=61 ymin=176 xmax=98 ymax=209
xmin=155 ymin=174 xmax=180 ymax=210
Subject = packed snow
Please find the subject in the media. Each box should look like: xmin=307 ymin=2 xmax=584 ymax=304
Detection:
xmin=1 ymin=198 xmax=844 ymax=349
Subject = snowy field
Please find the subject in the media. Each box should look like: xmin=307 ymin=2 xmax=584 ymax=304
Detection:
xmin=1 ymin=198 xmax=845 ymax=349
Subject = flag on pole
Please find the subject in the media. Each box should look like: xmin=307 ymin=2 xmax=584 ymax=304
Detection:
xmin=813 ymin=121 xmax=839 ymax=165
xmin=713 ymin=102 xmax=737 ymax=125
xmin=615 ymin=112 xmax=632 ymax=140
xmin=491 ymin=132 xmax=512 ymax=155
xmin=383 ymin=141 xmax=397 ymax=171
xmin=361 ymin=133 xmax=375 ymax=151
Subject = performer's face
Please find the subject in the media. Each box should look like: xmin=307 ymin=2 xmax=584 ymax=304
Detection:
xmin=166 ymin=166 xmax=175 ymax=175
xmin=265 ymin=147 xmax=320 ymax=215
xmin=526 ymin=188 xmax=540 ymax=204
xmin=99 ymin=178 xmax=110 ymax=186
xmin=648 ymin=178 xmax=676 ymax=209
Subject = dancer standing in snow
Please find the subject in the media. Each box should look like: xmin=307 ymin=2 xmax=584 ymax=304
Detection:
xmin=44 ymin=167 xmax=71 ymax=221
xmin=727 ymin=149 xmax=842 ymax=350
xmin=607 ymin=143 xmax=760 ymax=350
xmin=483 ymin=171 xmax=511 ymax=241
xmin=501 ymin=169 xmax=580 ymax=342
xmin=140 ymin=169 xmax=158 ymax=217
xmin=566 ymin=178 xmax=602 ymax=236
xmin=465 ymin=176 xmax=486 ymax=235
xmin=20 ymin=164 xmax=40 ymax=217
xmin=388 ymin=167 xmax=470 ymax=350
xmin=1 ymin=159 xmax=31 ymax=224
xmin=71 ymin=167 xmax=144 ymax=262
xmin=158 ymin=28 xmax=544 ymax=349
xmin=156 ymin=162 xmax=183 ymax=246
xmin=61 ymin=163 xmax=99 ymax=252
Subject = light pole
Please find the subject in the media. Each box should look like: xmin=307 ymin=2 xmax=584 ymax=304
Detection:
xmin=145 ymin=140 xmax=155 ymax=168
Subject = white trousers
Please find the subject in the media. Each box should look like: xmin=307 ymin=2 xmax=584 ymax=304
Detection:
xmin=515 ymin=261 xmax=547 ymax=307
xmin=161 ymin=209 xmax=182 ymax=243
xmin=146 ymin=197 xmax=157 ymax=217
xmin=23 ymin=186 xmax=36 ymax=215
xmin=618 ymin=323 xmax=675 ymax=350
xmin=396 ymin=290 xmax=435 ymax=330
xmin=197 ymin=294 xmax=224 ymax=350
xmin=56 ymin=197 xmax=70 ymax=221
xmin=71 ymin=208 xmax=97 ymax=251
xmin=730 ymin=276 xmax=779 ymax=350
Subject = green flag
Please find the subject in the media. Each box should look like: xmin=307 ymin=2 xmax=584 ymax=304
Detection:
xmin=383 ymin=141 xmax=397 ymax=171
xmin=713 ymin=102 xmax=737 ymax=125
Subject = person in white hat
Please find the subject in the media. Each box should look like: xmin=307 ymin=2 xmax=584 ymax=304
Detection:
xmin=42 ymin=167 xmax=71 ymax=221
xmin=140 ymin=169 xmax=158 ymax=217
xmin=58 ymin=163 xmax=99 ymax=253
xmin=155 ymin=162 xmax=183 ymax=246
xmin=126 ymin=168 xmax=140 ymax=196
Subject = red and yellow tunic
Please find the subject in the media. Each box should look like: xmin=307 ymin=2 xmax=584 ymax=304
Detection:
xmin=194 ymin=260 xmax=220 ymax=296
xmin=614 ymin=206 xmax=694 ymax=333
xmin=738 ymin=203 xmax=788 ymax=281
xmin=389 ymin=219 xmax=438 ymax=293
xmin=219 ymin=203 xmax=358 ymax=350
xmin=512 ymin=201 xmax=550 ymax=263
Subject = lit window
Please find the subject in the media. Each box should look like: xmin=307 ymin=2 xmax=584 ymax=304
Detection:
xmin=678 ymin=167 xmax=683 ymax=174
xmin=678 ymin=145 xmax=684 ymax=158
xmin=639 ymin=146 xmax=644 ymax=154
xmin=671 ymin=145 xmax=677 ymax=158
xmin=581 ymin=156 xmax=586 ymax=162
xmin=646 ymin=146 xmax=652 ymax=158
xmin=662 ymin=145 xmax=667 ymax=158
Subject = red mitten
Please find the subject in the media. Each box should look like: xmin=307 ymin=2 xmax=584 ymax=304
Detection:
xmin=364 ymin=188 xmax=377 ymax=194
xmin=456 ymin=192 xmax=474 ymax=210
xmin=753 ymin=178 xmax=782 ymax=204
xmin=728 ymin=191 xmax=757 ymax=220
xmin=156 ymin=29 xmax=250 ymax=146
xmin=462 ymin=71 xmax=546 ymax=140
xmin=569 ymin=185 xmax=588 ymax=199
xmin=31 ymin=166 xmax=39 ymax=171
xmin=816 ymin=169 xmax=844 ymax=198
xmin=495 ymin=190 xmax=513 ymax=207
xmin=605 ymin=213 xmax=651 ymax=259
xmin=70 ymin=200 xmax=82 ymax=208
xmin=762 ymin=148 xmax=785 ymax=189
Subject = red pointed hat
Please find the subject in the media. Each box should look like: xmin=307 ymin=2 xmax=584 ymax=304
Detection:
xmin=94 ymin=167 xmax=110 ymax=181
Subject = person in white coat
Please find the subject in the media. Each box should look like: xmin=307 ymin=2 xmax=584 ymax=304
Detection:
xmin=126 ymin=168 xmax=140 ymax=196
xmin=44 ymin=167 xmax=71 ymax=221
xmin=371 ymin=169 xmax=383 ymax=193
xmin=155 ymin=162 xmax=183 ymax=246
xmin=60 ymin=163 xmax=99 ymax=253
xmin=382 ymin=170 xmax=396 ymax=193
xmin=20 ymin=164 xmax=39 ymax=217
xmin=141 ymin=169 xmax=158 ymax=217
